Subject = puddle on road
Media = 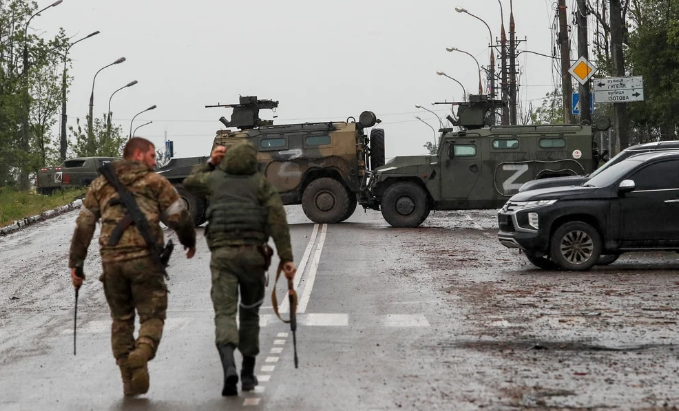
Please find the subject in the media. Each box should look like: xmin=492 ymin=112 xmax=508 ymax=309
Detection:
xmin=451 ymin=339 xmax=678 ymax=353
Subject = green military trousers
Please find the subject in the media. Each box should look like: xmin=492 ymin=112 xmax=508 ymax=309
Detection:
xmin=210 ymin=245 xmax=266 ymax=357
xmin=101 ymin=256 xmax=167 ymax=361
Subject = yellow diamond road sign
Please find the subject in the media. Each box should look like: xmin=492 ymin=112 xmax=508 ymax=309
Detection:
xmin=569 ymin=56 xmax=597 ymax=85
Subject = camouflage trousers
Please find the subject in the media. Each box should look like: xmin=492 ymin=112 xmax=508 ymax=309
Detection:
xmin=100 ymin=256 xmax=167 ymax=361
xmin=210 ymin=245 xmax=266 ymax=357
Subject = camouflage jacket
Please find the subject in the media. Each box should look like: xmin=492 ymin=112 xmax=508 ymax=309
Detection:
xmin=68 ymin=160 xmax=196 ymax=267
xmin=183 ymin=142 xmax=294 ymax=262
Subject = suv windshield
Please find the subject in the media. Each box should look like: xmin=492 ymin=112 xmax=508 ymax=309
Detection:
xmin=588 ymin=149 xmax=630 ymax=178
xmin=585 ymin=158 xmax=643 ymax=187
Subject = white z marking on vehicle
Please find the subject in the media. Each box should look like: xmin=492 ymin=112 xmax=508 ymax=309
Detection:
xmin=502 ymin=164 xmax=529 ymax=193
xmin=277 ymin=148 xmax=303 ymax=178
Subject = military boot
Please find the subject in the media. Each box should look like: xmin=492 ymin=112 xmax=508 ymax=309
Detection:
xmin=127 ymin=343 xmax=153 ymax=395
xmin=116 ymin=357 xmax=135 ymax=396
xmin=217 ymin=343 xmax=239 ymax=396
xmin=241 ymin=356 xmax=258 ymax=392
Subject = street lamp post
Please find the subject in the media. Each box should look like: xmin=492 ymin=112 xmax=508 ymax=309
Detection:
xmin=107 ymin=80 xmax=138 ymax=140
xmin=499 ymin=0 xmax=509 ymax=125
xmin=455 ymin=7 xmax=495 ymax=98
xmin=20 ymin=0 xmax=62 ymax=188
xmin=436 ymin=70 xmax=467 ymax=101
xmin=129 ymin=105 xmax=157 ymax=139
xmin=414 ymin=116 xmax=438 ymax=153
xmin=446 ymin=47 xmax=483 ymax=95
xmin=60 ymin=31 xmax=100 ymax=161
xmin=414 ymin=104 xmax=444 ymax=130
xmin=88 ymin=57 xmax=126 ymax=143
xmin=132 ymin=121 xmax=152 ymax=137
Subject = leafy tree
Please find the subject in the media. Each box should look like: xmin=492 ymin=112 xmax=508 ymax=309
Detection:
xmin=0 ymin=0 xmax=68 ymax=189
xmin=422 ymin=141 xmax=438 ymax=155
xmin=69 ymin=114 xmax=126 ymax=158
xmin=528 ymin=89 xmax=564 ymax=125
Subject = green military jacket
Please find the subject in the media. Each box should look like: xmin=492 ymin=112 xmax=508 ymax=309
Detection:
xmin=183 ymin=142 xmax=294 ymax=262
xmin=69 ymin=160 xmax=196 ymax=267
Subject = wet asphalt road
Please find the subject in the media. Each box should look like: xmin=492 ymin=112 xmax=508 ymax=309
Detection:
xmin=1 ymin=206 xmax=679 ymax=410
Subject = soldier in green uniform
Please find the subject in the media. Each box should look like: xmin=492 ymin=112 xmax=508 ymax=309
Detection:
xmin=69 ymin=137 xmax=197 ymax=396
xmin=183 ymin=142 xmax=297 ymax=396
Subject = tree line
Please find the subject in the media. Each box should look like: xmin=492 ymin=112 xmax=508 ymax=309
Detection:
xmin=0 ymin=0 xmax=125 ymax=190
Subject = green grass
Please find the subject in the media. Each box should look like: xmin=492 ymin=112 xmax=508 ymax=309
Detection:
xmin=0 ymin=188 xmax=87 ymax=226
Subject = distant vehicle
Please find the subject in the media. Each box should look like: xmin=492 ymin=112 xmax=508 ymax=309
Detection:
xmin=156 ymin=96 xmax=385 ymax=226
xmin=498 ymin=151 xmax=679 ymax=270
xmin=360 ymin=94 xmax=611 ymax=227
xmin=36 ymin=157 xmax=119 ymax=195
xmin=518 ymin=140 xmax=679 ymax=193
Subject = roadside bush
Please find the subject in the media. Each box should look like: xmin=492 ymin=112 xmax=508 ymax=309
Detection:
xmin=0 ymin=187 xmax=86 ymax=226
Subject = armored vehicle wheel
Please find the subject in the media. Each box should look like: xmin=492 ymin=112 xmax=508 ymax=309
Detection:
xmin=175 ymin=185 xmax=207 ymax=227
xmin=549 ymin=221 xmax=601 ymax=271
xmin=370 ymin=129 xmax=386 ymax=170
xmin=338 ymin=195 xmax=358 ymax=222
xmin=524 ymin=252 xmax=559 ymax=270
xmin=596 ymin=254 xmax=620 ymax=266
xmin=381 ymin=182 xmax=430 ymax=228
xmin=301 ymin=178 xmax=351 ymax=224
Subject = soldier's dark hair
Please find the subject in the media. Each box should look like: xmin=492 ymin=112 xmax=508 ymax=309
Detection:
xmin=123 ymin=137 xmax=155 ymax=159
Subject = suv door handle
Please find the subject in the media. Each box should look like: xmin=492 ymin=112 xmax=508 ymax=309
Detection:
xmin=664 ymin=199 xmax=679 ymax=203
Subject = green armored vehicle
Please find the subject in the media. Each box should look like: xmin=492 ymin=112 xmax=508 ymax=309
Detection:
xmin=158 ymin=96 xmax=385 ymax=225
xmin=360 ymin=95 xmax=610 ymax=227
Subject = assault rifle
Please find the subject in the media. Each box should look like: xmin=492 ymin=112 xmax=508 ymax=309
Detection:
xmin=272 ymin=263 xmax=299 ymax=368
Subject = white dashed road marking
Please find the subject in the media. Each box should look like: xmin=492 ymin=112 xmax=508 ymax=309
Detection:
xmin=298 ymin=313 xmax=349 ymax=327
xmin=382 ymin=314 xmax=430 ymax=327
xmin=261 ymin=365 xmax=275 ymax=372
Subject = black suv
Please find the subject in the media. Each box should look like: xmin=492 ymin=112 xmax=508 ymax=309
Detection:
xmin=518 ymin=141 xmax=679 ymax=193
xmin=498 ymin=151 xmax=679 ymax=270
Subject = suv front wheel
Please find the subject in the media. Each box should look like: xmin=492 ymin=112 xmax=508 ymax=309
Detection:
xmin=549 ymin=221 xmax=602 ymax=271
xmin=381 ymin=182 xmax=430 ymax=227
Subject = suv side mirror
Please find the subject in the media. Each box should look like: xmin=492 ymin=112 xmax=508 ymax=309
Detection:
xmin=618 ymin=179 xmax=635 ymax=195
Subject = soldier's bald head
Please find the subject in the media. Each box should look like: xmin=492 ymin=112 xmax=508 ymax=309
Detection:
xmin=124 ymin=137 xmax=155 ymax=160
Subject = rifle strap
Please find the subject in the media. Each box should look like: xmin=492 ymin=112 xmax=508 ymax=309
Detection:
xmin=271 ymin=264 xmax=297 ymax=324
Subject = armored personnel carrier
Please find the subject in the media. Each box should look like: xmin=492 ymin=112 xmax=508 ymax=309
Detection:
xmin=360 ymin=94 xmax=611 ymax=227
xmin=158 ymin=96 xmax=385 ymax=225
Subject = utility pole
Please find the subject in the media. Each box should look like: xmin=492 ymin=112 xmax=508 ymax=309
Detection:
xmin=576 ymin=0 xmax=591 ymax=124
xmin=509 ymin=0 xmax=517 ymax=125
xmin=610 ymin=0 xmax=628 ymax=152
xmin=558 ymin=0 xmax=574 ymax=124
xmin=500 ymin=9 xmax=509 ymax=125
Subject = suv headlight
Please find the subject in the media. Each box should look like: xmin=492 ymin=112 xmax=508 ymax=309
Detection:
xmin=513 ymin=199 xmax=557 ymax=209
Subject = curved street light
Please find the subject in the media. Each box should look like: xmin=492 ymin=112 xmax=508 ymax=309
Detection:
xmin=129 ymin=105 xmax=157 ymax=139
xmin=414 ymin=104 xmax=444 ymax=129
xmin=88 ymin=57 xmax=126 ymax=139
xmin=133 ymin=121 xmax=153 ymax=137
xmin=414 ymin=116 xmax=438 ymax=153
xmin=455 ymin=7 xmax=495 ymax=98
xmin=446 ymin=47 xmax=483 ymax=95
xmin=107 ymin=80 xmax=138 ymax=139
xmin=436 ymin=70 xmax=467 ymax=101
xmin=60 ymin=30 xmax=100 ymax=160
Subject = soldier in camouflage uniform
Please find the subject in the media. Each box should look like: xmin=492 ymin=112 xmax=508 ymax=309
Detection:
xmin=183 ymin=141 xmax=297 ymax=396
xmin=69 ymin=137 xmax=196 ymax=396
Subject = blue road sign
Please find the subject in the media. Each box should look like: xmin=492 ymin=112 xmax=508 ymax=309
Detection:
xmin=572 ymin=93 xmax=594 ymax=115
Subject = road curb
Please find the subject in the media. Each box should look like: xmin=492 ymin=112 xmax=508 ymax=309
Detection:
xmin=0 ymin=199 xmax=83 ymax=236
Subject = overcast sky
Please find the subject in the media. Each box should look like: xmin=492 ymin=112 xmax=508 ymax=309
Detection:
xmin=35 ymin=0 xmax=573 ymax=159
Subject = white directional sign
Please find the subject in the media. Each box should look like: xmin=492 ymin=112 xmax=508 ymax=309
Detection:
xmin=593 ymin=76 xmax=645 ymax=103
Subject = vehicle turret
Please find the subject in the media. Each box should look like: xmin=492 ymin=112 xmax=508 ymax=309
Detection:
xmin=205 ymin=96 xmax=279 ymax=129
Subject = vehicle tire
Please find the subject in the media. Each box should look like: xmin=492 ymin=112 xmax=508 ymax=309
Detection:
xmin=175 ymin=185 xmax=206 ymax=227
xmin=524 ymin=252 xmax=559 ymax=270
xmin=549 ymin=221 xmax=602 ymax=271
xmin=380 ymin=182 xmax=430 ymax=228
xmin=338 ymin=195 xmax=358 ymax=222
xmin=370 ymin=128 xmax=386 ymax=170
xmin=301 ymin=178 xmax=351 ymax=224
xmin=596 ymin=254 xmax=620 ymax=266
